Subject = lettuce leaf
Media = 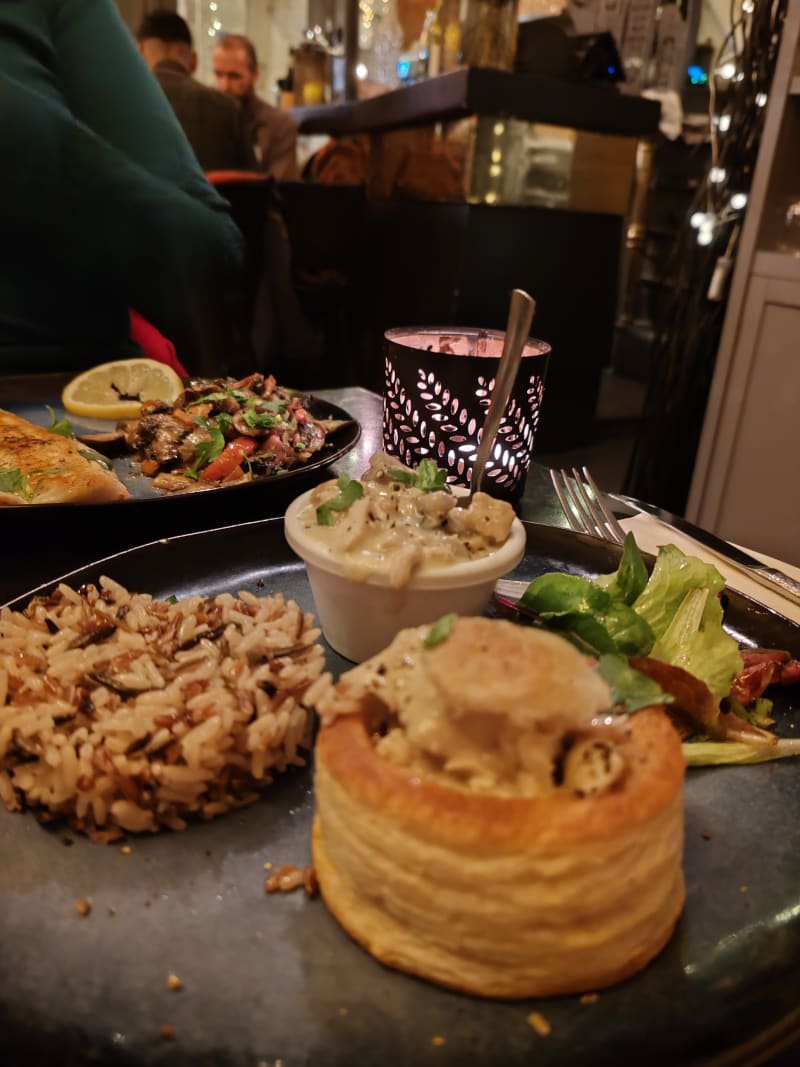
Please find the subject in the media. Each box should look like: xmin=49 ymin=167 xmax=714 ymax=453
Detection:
xmin=520 ymin=570 xmax=653 ymax=655
xmin=633 ymin=544 xmax=725 ymax=640
xmin=596 ymin=654 xmax=675 ymax=713
xmin=596 ymin=532 xmax=649 ymax=606
xmin=516 ymin=537 xmax=742 ymax=708
xmin=649 ymin=585 xmax=743 ymax=703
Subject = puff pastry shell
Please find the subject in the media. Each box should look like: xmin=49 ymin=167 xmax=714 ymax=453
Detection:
xmin=313 ymin=621 xmax=686 ymax=999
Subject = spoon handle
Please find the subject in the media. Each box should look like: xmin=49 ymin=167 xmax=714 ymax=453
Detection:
xmin=471 ymin=289 xmax=536 ymax=495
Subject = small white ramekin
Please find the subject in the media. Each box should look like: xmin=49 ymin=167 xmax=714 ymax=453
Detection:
xmin=284 ymin=487 xmax=527 ymax=663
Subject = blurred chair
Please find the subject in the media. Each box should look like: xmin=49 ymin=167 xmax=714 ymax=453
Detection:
xmin=276 ymin=180 xmax=367 ymax=387
xmin=206 ymin=171 xmax=323 ymax=384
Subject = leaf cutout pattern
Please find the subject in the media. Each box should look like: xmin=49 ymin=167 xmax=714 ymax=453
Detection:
xmin=383 ymin=355 xmax=547 ymax=497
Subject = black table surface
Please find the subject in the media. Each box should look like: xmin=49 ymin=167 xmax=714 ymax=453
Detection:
xmin=1 ymin=374 xmax=798 ymax=1067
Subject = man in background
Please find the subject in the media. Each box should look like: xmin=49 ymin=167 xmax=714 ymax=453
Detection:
xmin=213 ymin=34 xmax=298 ymax=181
xmin=137 ymin=11 xmax=254 ymax=173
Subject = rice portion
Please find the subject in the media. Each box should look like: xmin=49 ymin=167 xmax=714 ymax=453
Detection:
xmin=0 ymin=577 xmax=331 ymax=842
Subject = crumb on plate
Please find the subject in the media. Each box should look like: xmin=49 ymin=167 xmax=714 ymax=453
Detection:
xmin=527 ymin=1012 xmax=551 ymax=1036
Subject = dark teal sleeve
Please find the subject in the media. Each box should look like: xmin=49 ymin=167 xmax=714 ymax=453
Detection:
xmin=0 ymin=0 xmax=244 ymax=374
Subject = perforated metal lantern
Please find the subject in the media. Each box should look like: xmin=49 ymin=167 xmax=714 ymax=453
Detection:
xmin=383 ymin=327 xmax=550 ymax=502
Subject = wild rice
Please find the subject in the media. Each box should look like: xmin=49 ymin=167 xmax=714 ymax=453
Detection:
xmin=0 ymin=577 xmax=332 ymax=842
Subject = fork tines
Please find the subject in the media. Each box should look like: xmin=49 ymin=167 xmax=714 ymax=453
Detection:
xmin=549 ymin=466 xmax=627 ymax=545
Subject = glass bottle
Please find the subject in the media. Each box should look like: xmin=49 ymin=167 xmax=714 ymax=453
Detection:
xmin=371 ymin=0 xmax=404 ymax=89
xmin=441 ymin=0 xmax=463 ymax=71
xmin=460 ymin=0 xmax=520 ymax=71
xmin=420 ymin=2 xmax=444 ymax=78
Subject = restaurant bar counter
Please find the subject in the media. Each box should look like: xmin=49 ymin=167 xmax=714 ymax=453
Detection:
xmin=286 ymin=67 xmax=660 ymax=452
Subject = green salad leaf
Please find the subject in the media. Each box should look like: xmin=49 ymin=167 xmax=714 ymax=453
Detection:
xmin=519 ymin=571 xmax=654 ymax=655
xmin=595 ymin=532 xmax=649 ymax=605
xmin=683 ymin=739 xmax=800 ymax=766
xmin=390 ymin=459 xmax=448 ymax=493
xmin=635 ymin=547 xmax=743 ymax=703
xmin=316 ymin=475 xmax=364 ymax=525
xmin=514 ymin=534 xmax=743 ymax=711
xmin=596 ymin=654 xmax=674 ymax=713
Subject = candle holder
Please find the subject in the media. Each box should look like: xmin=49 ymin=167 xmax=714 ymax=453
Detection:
xmin=383 ymin=326 xmax=550 ymax=503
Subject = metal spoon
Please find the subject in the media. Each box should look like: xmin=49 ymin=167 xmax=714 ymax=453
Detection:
xmin=468 ymin=288 xmax=537 ymax=498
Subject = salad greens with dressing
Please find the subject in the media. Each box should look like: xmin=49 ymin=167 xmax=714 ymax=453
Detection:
xmin=504 ymin=533 xmax=800 ymax=766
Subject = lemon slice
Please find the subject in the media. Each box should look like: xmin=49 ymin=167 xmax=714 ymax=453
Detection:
xmin=62 ymin=359 xmax=184 ymax=420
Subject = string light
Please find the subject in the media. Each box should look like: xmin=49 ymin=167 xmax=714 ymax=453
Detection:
xmin=625 ymin=0 xmax=788 ymax=515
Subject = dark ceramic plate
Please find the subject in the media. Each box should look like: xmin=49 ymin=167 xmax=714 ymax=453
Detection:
xmin=0 ymin=394 xmax=360 ymax=510
xmin=1 ymin=521 xmax=799 ymax=1067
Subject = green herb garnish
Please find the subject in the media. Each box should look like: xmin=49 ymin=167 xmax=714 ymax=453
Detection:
xmin=186 ymin=388 xmax=251 ymax=406
xmin=46 ymin=406 xmax=75 ymax=438
xmin=164 ymin=594 xmax=179 ymax=605
xmin=78 ymin=447 xmax=113 ymax=470
xmin=0 ymin=467 xmax=29 ymax=500
xmin=185 ymin=415 xmax=230 ymax=479
xmin=424 ymin=613 xmax=458 ymax=648
xmin=0 ymin=466 xmax=64 ymax=501
xmin=242 ymin=408 xmax=278 ymax=430
xmin=316 ymin=476 xmax=363 ymax=525
xmin=390 ymin=459 xmax=448 ymax=493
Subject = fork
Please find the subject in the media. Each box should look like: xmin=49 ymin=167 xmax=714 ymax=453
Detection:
xmin=549 ymin=466 xmax=627 ymax=545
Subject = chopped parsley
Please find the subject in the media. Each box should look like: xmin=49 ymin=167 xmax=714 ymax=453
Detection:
xmin=186 ymin=415 xmax=231 ymax=478
xmin=0 ymin=467 xmax=29 ymax=499
xmin=46 ymin=406 xmax=75 ymax=438
xmin=242 ymin=407 xmax=278 ymax=430
xmin=78 ymin=447 xmax=112 ymax=470
xmin=316 ymin=475 xmax=363 ymax=525
xmin=0 ymin=466 xmax=65 ymax=501
xmin=186 ymin=388 xmax=251 ymax=406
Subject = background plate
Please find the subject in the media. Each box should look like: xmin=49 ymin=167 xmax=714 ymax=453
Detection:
xmin=0 ymin=394 xmax=360 ymax=511
xmin=1 ymin=521 xmax=799 ymax=1067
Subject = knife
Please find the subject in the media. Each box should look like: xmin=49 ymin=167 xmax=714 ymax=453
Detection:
xmin=609 ymin=493 xmax=800 ymax=611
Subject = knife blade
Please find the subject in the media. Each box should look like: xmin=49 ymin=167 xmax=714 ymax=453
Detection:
xmin=609 ymin=494 xmax=800 ymax=611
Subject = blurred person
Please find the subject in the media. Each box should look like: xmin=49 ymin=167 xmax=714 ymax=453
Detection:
xmin=213 ymin=34 xmax=298 ymax=181
xmin=0 ymin=0 xmax=245 ymax=374
xmin=137 ymin=11 xmax=254 ymax=173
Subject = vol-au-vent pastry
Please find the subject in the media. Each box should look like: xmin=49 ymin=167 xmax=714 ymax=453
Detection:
xmin=312 ymin=616 xmax=686 ymax=998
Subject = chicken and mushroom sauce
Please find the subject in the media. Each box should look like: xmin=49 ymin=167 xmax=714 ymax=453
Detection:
xmin=323 ymin=617 xmax=632 ymax=798
xmin=119 ymin=373 xmax=340 ymax=492
xmin=301 ymin=452 xmax=517 ymax=587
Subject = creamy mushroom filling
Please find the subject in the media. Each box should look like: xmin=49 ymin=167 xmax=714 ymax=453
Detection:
xmin=336 ymin=620 xmax=631 ymax=798
xmin=301 ymin=452 xmax=516 ymax=587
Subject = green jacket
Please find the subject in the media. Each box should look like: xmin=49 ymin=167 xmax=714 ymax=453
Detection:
xmin=0 ymin=0 xmax=244 ymax=374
